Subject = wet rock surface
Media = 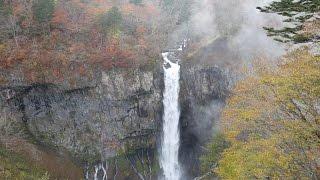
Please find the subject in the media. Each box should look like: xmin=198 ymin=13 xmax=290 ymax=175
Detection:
xmin=0 ymin=68 xmax=163 ymax=161
xmin=179 ymin=64 xmax=230 ymax=178
xmin=0 ymin=57 xmax=231 ymax=179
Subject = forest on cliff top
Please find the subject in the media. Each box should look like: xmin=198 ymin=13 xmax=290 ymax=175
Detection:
xmin=0 ymin=0 xmax=191 ymax=86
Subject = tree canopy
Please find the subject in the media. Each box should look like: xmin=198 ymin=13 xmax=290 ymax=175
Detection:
xmin=97 ymin=6 xmax=123 ymax=37
xmin=33 ymin=0 xmax=55 ymax=24
xmin=258 ymin=0 xmax=320 ymax=43
xmin=201 ymin=49 xmax=320 ymax=179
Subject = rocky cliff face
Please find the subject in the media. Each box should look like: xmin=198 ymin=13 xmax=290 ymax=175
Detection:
xmin=0 ymin=58 xmax=231 ymax=179
xmin=1 ymin=67 xmax=163 ymax=156
xmin=179 ymin=64 xmax=230 ymax=177
xmin=0 ymin=66 xmax=163 ymax=179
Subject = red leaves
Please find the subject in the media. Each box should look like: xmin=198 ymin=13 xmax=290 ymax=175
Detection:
xmin=87 ymin=38 xmax=135 ymax=69
xmin=104 ymin=38 xmax=135 ymax=68
xmin=78 ymin=64 xmax=86 ymax=76
xmin=136 ymin=25 xmax=147 ymax=36
xmin=0 ymin=0 xmax=163 ymax=85
xmin=52 ymin=67 xmax=63 ymax=78
xmin=0 ymin=48 xmax=28 ymax=69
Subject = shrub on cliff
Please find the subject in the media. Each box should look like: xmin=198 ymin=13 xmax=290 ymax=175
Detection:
xmin=200 ymin=132 xmax=230 ymax=176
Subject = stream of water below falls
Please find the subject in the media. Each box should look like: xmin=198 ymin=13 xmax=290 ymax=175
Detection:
xmin=160 ymin=50 xmax=182 ymax=180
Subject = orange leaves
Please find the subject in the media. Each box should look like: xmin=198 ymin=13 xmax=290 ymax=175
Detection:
xmin=87 ymin=38 xmax=135 ymax=69
xmin=69 ymin=0 xmax=112 ymax=20
xmin=0 ymin=47 xmax=28 ymax=69
xmin=15 ymin=49 xmax=28 ymax=62
xmin=52 ymin=68 xmax=63 ymax=82
xmin=20 ymin=19 xmax=30 ymax=28
xmin=136 ymin=25 xmax=147 ymax=35
xmin=69 ymin=43 xmax=86 ymax=53
xmin=11 ymin=1 xmax=25 ymax=16
xmin=0 ymin=58 xmax=15 ymax=69
xmin=105 ymin=38 xmax=120 ymax=57
xmin=122 ymin=4 xmax=135 ymax=14
xmin=104 ymin=39 xmax=134 ymax=68
xmin=5 ymin=0 xmax=33 ymax=29
xmin=144 ymin=2 xmax=160 ymax=17
xmin=138 ymin=38 xmax=147 ymax=49
xmin=38 ymin=51 xmax=52 ymax=68
xmin=51 ymin=6 xmax=69 ymax=26
xmin=78 ymin=64 xmax=86 ymax=76
xmin=103 ymin=138 xmax=121 ymax=150
xmin=0 ymin=0 xmax=163 ymax=85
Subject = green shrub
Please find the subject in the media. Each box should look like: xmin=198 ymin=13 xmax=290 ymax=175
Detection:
xmin=200 ymin=132 xmax=230 ymax=174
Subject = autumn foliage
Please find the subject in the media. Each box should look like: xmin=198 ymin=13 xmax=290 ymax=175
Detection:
xmin=0 ymin=0 xmax=162 ymax=85
xmin=201 ymin=49 xmax=320 ymax=179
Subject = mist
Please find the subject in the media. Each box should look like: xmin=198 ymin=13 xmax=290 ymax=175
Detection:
xmin=183 ymin=0 xmax=286 ymax=132
xmin=176 ymin=1 xmax=287 ymax=178
xmin=171 ymin=0 xmax=286 ymax=61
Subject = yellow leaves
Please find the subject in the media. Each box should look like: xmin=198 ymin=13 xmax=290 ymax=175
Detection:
xmin=0 ymin=43 xmax=7 ymax=65
xmin=0 ymin=76 xmax=7 ymax=85
xmin=223 ymin=130 xmax=239 ymax=142
xmin=0 ymin=44 xmax=6 ymax=54
xmin=216 ymin=138 xmax=291 ymax=179
xmin=216 ymin=49 xmax=320 ymax=179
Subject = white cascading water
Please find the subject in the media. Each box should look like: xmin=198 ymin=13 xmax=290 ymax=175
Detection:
xmin=160 ymin=50 xmax=182 ymax=180
xmin=92 ymin=162 xmax=107 ymax=180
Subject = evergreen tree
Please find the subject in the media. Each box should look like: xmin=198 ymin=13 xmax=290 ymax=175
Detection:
xmin=258 ymin=0 xmax=320 ymax=43
xmin=98 ymin=7 xmax=123 ymax=37
xmin=130 ymin=0 xmax=143 ymax=6
xmin=32 ymin=0 xmax=55 ymax=24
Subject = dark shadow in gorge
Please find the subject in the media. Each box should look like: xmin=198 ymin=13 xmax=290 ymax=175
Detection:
xmin=178 ymin=38 xmax=235 ymax=179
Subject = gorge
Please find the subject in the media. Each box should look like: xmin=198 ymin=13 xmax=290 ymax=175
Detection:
xmin=0 ymin=37 xmax=231 ymax=179
xmin=1 ymin=0 xmax=318 ymax=179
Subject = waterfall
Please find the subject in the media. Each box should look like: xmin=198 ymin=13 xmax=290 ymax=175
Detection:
xmin=91 ymin=162 xmax=107 ymax=180
xmin=160 ymin=51 xmax=182 ymax=180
